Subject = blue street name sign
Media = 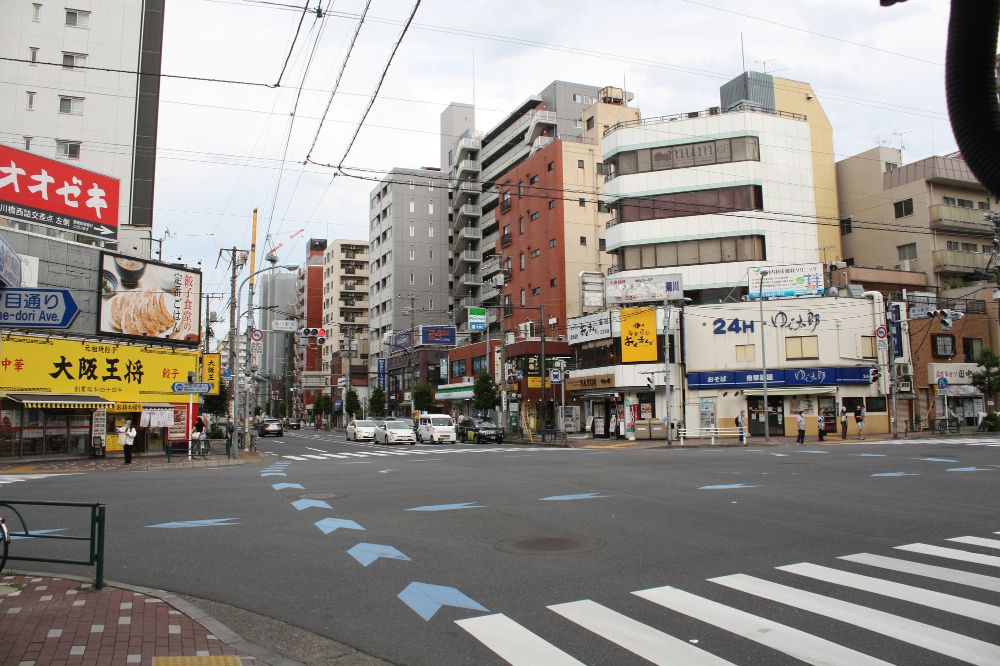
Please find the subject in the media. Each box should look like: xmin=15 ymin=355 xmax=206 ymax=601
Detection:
xmin=0 ymin=287 xmax=79 ymax=328
xmin=171 ymin=382 xmax=212 ymax=394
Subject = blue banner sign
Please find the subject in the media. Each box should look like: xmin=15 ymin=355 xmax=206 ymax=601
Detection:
xmin=0 ymin=234 xmax=22 ymax=288
xmin=377 ymin=358 xmax=387 ymax=391
xmin=420 ymin=325 xmax=456 ymax=346
xmin=687 ymin=366 xmax=875 ymax=389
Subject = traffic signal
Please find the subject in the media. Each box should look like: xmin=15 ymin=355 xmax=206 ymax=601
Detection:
xmin=646 ymin=374 xmax=656 ymax=390
xmin=926 ymin=310 xmax=953 ymax=330
xmin=869 ymin=367 xmax=880 ymax=384
xmin=316 ymin=336 xmax=326 ymax=346
xmin=301 ymin=327 xmax=317 ymax=337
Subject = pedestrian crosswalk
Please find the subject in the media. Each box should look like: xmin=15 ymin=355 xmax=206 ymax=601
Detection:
xmin=458 ymin=530 xmax=1000 ymax=665
xmin=0 ymin=473 xmax=79 ymax=486
xmin=904 ymin=437 xmax=1000 ymax=447
xmin=275 ymin=445 xmax=572 ymax=462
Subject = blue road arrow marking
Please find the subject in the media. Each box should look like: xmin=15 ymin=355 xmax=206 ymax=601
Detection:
xmin=871 ymin=472 xmax=920 ymax=477
xmin=397 ymin=582 xmax=488 ymax=621
xmin=406 ymin=502 xmax=483 ymax=512
xmin=914 ymin=457 xmax=959 ymax=463
xmin=148 ymin=518 xmax=239 ymax=529
xmin=851 ymin=453 xmax=887 ymax=457
xmin=539 ymin=493 xmax=608 ymax=501
xmin=9 ymin=528 xmax=65 ymax=540
xmin=698 ymin=483 xmax=760 ymax=490
xmin=272 ymin=483 xmax=304 ymax=490
xmin=314 ymin=518 xmax=365 ymax=534
xmin=292 ymin=499 xmax=332 ymax=511
xmin=348 ymin=543 xmax=411 ymax=567
xmin=947 ymin=467 xmax=995 ymax=472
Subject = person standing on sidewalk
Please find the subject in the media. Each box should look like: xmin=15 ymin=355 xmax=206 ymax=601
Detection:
xmin=796 ymin=410 xmax=806 ymax=444
xmin=736 ymin=410 xmax=747 ymax=445
xmin=855 ymin=404 xmax=866 ymax=440
xmin=840 ymin=406 xmax=849 ymax=439
xmin=817 ymin=411 xmax=826 ymax=442
xmin=117 ymin=420 xmax=136 ymax=465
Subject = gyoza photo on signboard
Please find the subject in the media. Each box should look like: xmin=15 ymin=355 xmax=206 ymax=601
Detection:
xmin=97 ymin=252 xmax=202 ymax=346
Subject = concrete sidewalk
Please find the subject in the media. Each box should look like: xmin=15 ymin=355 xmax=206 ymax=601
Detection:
xmin=0 ymin=451 xmax=261 ymax=475
xmin=0 ymin=572 xmax=284 ymax=665
xmin=546 ymin=429 xmax=992 ymax=449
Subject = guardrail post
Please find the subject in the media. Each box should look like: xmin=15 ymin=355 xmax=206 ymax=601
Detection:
xmin=94 ymin=504 xmax=105 ymax=590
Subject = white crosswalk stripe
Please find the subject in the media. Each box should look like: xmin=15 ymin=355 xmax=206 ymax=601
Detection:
xmin=459 ymin=531 xmax=1000 ymax=665
xmin=947 ymin=535 xmax=1000 ymax=550
xmin=0 ymin=473 xmax=78 ymax=485
xmin=280 ymin=446 xmax=566 ymax=462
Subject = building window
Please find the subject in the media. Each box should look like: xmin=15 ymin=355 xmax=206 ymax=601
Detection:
xmin=409 ymin=179 xmax=415 ymax=190
xmin=963 ymin=337 xmax=983 ymax=362
xmin=946 ymin=241 xmax=960 ymax=251
xmin=65 ymin=8 xmax=89 ymax=26
xmin=428 ymin=274 xmax=434 ymax=286
xmin=23 ymin=136 xmax=31 ymax=151
xmin=578 ymin=198 xmax=586 ymax=207
xmin=501 ymin=191 xmax=511 ymax=213
xmin=932 ymin=334 xmax=955 ymax=357
xmin=428 ymin=201 xmax=434 ymax=214
xmin=408 ymin=199 xmax=415 ymax=213
xmin=621 ymin=235 xmax=765 ymax=270
xmin=943 ymin=196 xmax=956 ymax=206
xmin=547 ymin=161 xmax=555 ymax=172
xmin=59 ymin=96 xmax=84 ymax=114
xmin=428 ymin=182 xmax=434 ymax=191
xmin=519 ymin=253 xmax=525 ymax=270
xmin=62 ymin=52 xmax=86 ymax=68
xmin=957 ymin=198 xmax=974 ymax=209
xmin=408 ymin=248 xmax=414 ymax=261
xmin=861 ymin=336 xmax=877 ymax=359
xmin=578 ymin=159 xmax=585 ymax=169
xmin=428 ymin=298 xmax=433 ymax=310
xmin=984 ymin=244 xmax=993 ymax=254
xmin=529 ymin=175 xmax=539 ymax=185
xmin=885 ymin=162 xmax=897 ymax=172
xmin=518 ymin=182 xmax=524 ymax=197
xmin=897 ymin=243 xmax=917 ymax=261
xmin=56 ymin=140 xmax=80 ymax=159
xmin=32 ymin=3 xmax=41 ymax=21
xmin=574 ymin=119 xmax=582 ymax=129
xmin=579 ymin=236 xmax=587 ymax=246
xmin=893 ymin=198 xmax=914 ymax=219
xmin=599 ymin=239 xmax=606 ymax=250
xmin=451 ymin=360 xmax=466 ymax=377
xmin=531 ymin=287 xmax=541 ymax=296
xmin=29 ymin=47 xmax=39 ymax=64
xmin=550 ymin=277 xmax=557 ymax=287
xmin=520 ymin=289 xmax=526 ymax=306
xmin=548 ymin=238 xmax=556 ymax=248
xmin=586 ymin=116 xmax=595 ymax=130
xmin=618 ymin=185 xmax=763 ymax=223
xmin=409 ymin=273 xmax=415 ymax=285
xmin=961 ymin=242 xmax=977 ymax=253
xmin=840 ymin=217 xmax=852 ymax=234
xmin=548 ymin=199 xmax=556 ymax=209
xmin=519 ymin=217 xmax=525 ymax=234
xmin=785 ymin=336 xmax=819 ymax=360
xmin=735 ymin=344 xmax=755 ymax=361
xmin=979 ymin=201 xmax=992 ymax=211
xmin=531 ymin=249 xmax=541 ymax=258
xmin=530 ymin=212 xmax=540 ymax=221
xmin=428 ymin=248 xmax=433 ymax=261
xmin=503 ymin=225 xmax=510 ymax=238
xmin=428 ymin=224 xmax=434 ymax=238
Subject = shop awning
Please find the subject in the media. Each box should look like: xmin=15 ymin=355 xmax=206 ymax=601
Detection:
xmin=142 ymin=403 xmax=175 ymax=409
xmin=436 ymin=383 xmax=475 ymax=401
xmin=5 ymin=393 xmax=114 ymax=409
xmin=944 ymin=385 xmax=982 ymax=397
xmin=742 ymin=386 xmax=837 ymax=396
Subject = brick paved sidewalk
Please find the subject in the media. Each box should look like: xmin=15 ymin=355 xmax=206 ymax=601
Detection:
xmin=0 ymin=573 xmax=276 ymax=665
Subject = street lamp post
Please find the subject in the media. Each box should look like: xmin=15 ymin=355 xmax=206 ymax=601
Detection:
xmin=758 ymin=270 xmax=770 ymax=443
xmin=233 ymin=263 xmax=297 ymax=456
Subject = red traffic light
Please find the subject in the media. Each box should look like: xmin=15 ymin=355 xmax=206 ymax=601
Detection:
xmin=317 ymin=328 xmax=327 ymax=337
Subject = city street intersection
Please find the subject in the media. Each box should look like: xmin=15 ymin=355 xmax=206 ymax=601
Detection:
xmin=3 ymin=430 xmax=999 ymax=665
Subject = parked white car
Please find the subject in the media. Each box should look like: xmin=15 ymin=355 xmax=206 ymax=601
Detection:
xmin=416 ymin=414 xmax=456 ymax=443
xmin=376 ymin=420 xmax=416 ymax=445
xmin=346 ymin=419 xmax=376 ymax=441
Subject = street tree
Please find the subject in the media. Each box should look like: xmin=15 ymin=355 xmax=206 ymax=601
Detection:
xmin=412 ymin=382 xmax=434 ymax=412
xmin=314 ymin=394 xmax=332 ymax=427
xmin=368 ymin=387 xmax=386 ymax=416
xmin=972 ymin=347 xmax=1000 ymax=407
xmin=472 ymin=371 xmax=500 ymax=413
xmin=201 ymin=382 xmax=229 ymax=416
xmin=345 ymin=389 xmax=361 ymax=419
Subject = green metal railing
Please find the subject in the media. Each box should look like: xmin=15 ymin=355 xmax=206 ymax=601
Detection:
xmin=0 ymin=500 xmax=106 ymax=589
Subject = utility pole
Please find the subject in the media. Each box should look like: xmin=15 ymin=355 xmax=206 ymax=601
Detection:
xmin=406 ymin=294 xmax=419 ymax=416
xmin=539 ymin=303 xmax=546 ymax=440
xmin=219 ymin=247 xmax=248 ymax=417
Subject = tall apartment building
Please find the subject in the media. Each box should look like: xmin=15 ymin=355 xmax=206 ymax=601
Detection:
xmin=294 ymin=239 xmax=327 ymax=416
xmin=837 ymin=147 xmax=993 ymax=289
xmin=322 ymin=240 xmax=370 ymax=372
xmin=367 ymin=168 xmax=450 ymax=399
xmin=603 ymin=71 xmax=841 ymax=303
xmin=440 ymin=81 xmax=612 ymax=334
xmin=0 ymin=1 xmax=164 ymax=255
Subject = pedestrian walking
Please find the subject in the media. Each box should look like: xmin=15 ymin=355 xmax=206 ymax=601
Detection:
xmin=117 ymin=419 xmax=136 ymax=465
xmin=840 ymin=406 xmax=849 ymax=439
xmin=194 ymin=416 xmax=206 ymax=440
xmin=796 ymin=410 xmax=806 ymax=444
xmin=817 ymin=412 xmax=826 ymax=442
xmin=736 ymin=410 xmax=747 ymax=445
xmin=855 ymin=404 xmax=866 ymax=440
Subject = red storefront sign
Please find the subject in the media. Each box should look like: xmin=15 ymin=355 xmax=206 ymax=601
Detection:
xmin=0 ymin=144 xmax=120 ymax=240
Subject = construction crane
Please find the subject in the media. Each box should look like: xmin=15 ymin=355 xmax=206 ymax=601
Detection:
xmin=264 ymin=227 xmax=305 ymax=263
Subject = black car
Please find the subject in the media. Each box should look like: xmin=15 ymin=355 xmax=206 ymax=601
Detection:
xmin=285 ymin=418 xmax=302 ymax=430
xmin=457 ymin=416 xmax=503 ymax=444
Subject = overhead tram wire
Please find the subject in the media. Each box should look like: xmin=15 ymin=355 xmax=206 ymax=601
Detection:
xmin=272 ymin=1 xmax=312 ymax=87
xmin=0 ymin=56 xmax=277 ymax=88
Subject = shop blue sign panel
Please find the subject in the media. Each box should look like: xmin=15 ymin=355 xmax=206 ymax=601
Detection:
xmin=687 ymin=366 xmax=875 ymax=389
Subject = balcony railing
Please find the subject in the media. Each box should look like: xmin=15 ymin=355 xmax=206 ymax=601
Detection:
xmin=928 ymin=204 xmax=992 ymax=234
xmin=603 ymin=103 xmax=806 ymax=137
xmin=460 ymin=272 xmax=483 ymax=287
xmin=932 ymin=249 xmax=992 ymax=274
xmin=458 ymin=159 xmax=481 ymax=175
xmin=458 ymin=249 xmax=482 ymax=264
xmin=458 ymin=226 xmax=482 ymax=242
xmin=500 ymin=232 xmax=512 ymax=248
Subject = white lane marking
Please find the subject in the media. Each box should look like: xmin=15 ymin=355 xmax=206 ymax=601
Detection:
xmin=320 ymin=454 xmax=348 ymax=458
xmin=456 ymin=613 xmax=585 ymax=666
xmin=840 ymin=553 xmax=1000 ymax=593
xmin=777 ymin=562 xmax=1000 ymax=625
xmin=0 ymin=473 xmax=81 ymax=485
xmin=301 ymin=454 xmax=328 ymax=460
xmin=896 ymin=543 xmax=1000 ymax=568
xmin=947 ymin=536 xmax=1000 ymax=550
xmin=634 ymin=585 xmax=890 ymax=666
xmin=548 ymin=599 xmax=733 ymax=665
xmin=305 ymin=447 xmax=327 ymax=453
xmin=281 ymin=455 xmax=309 ymax=461
xmin=711 ymin=573 xmax=1000 ymax=666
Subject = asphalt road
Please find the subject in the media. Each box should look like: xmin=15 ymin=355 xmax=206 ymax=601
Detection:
xmin=4 ymin=429 xmax=999 ymax=665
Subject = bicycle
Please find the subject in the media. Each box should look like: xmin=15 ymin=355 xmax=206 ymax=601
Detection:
xmin=190 ymin=435 xmax=211 ymax=460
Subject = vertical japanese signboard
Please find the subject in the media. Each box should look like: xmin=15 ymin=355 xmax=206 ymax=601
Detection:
xmin=98 ymin=252 xmax=202 ymax=346
xmin=201 ymin=353 xmax=221 ymax=395
xmin=0 ymin=144 xmax=120 ymax=240
xmin=620 ymin=307 xmax=658 ymax=362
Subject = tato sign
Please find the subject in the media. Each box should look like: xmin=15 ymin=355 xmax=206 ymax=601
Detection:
xmin=0 ymin=145 xmax=120 ymax=240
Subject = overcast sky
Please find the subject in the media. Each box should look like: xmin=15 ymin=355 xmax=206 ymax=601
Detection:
xmin=152 ymin=0 xmax=955 ymax=306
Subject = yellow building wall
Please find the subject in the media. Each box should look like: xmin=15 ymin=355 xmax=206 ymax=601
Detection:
xmin=773 ymin=78 xmax=841 ymax=265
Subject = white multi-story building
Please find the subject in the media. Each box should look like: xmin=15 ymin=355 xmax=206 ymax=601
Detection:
xmin=322 ymin=240 xmax=369 ymax=373
xmin=603 ymin=71 xmax=841 ymax=303
xmin=0 ymin=1 xmax=164 ymax=254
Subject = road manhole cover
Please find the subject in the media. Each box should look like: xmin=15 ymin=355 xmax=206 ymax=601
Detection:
xmin=495 ymin=536 xmax=606 ymax=555
xmin=299 ymin=493 xmax=338 ymax=499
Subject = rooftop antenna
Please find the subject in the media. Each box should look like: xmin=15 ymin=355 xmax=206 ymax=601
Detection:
xmin=892 ymin=129 xmax=912 ymax=160
xmin=740 ymin=32 xmax=746 ymax=73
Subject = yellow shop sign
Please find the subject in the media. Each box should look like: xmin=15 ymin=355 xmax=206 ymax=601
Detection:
xmin=0 ymin=334 xmax=198 ymax=402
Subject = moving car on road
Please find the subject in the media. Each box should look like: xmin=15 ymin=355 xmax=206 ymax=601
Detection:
xmin=258 ymin=419 xmax=283 ymax=438
xmin=416 ymin=414 xmax=456 ymax=443
xmin=346 ymin=419 xmax=376 ymax=441
xmin=386 ymin=417 xmax=416 ymax=434
xmin=284 ymin=418 xmax=302 ymax=430
xmin=457 ymin=416 xmax=504 ymax=444
xmin=375 ymin=420 xmax=416 ymax=445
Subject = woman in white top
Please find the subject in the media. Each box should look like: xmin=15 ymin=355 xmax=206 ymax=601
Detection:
xmin=117 ymin=420 xmax=137 ymax=465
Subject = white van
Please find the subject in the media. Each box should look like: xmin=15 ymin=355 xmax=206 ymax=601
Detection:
xmin=417 ymin=414 xmax=456 ymax=443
